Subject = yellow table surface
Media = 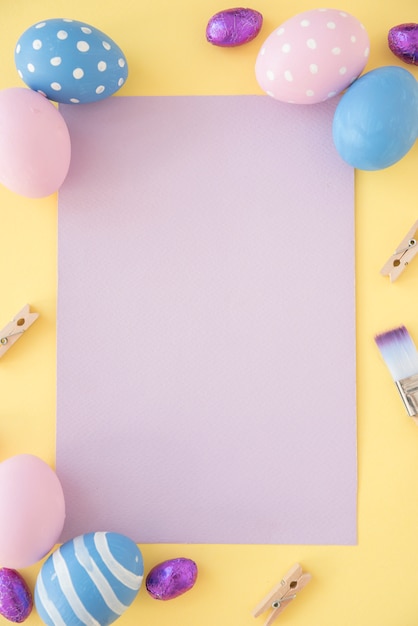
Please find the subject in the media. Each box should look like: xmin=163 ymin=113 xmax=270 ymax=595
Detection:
xmin=2 ymin=1 xmax=418 ymax=624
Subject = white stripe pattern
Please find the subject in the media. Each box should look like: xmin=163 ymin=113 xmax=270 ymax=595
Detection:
xmin=73 ymin=535 xmax=128 ymax=616
xmin=52 ymin=549 xmax=100 ymax=626
xmin=36 ymin=569 xmax=67 ymax=626
xmin=94 ymin=533 xmax=143 ymax=591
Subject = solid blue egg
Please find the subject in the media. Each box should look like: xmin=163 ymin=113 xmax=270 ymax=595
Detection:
xmin=332 ymin=66 xmax=418 ymax=170
xmin=34 ymin=532 xmax=143 ymax=626
xmin=15 ymin=19 xmax=128 ymax=104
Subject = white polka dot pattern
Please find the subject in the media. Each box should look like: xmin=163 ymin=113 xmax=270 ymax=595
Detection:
xmin=255 ymin=8 xmax=370 ymax=104
xmin=14 ymin=18 xmax=128 ymax=104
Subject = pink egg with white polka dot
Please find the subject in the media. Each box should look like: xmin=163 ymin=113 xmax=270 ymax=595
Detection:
xmin=255 ymin=8 xmax=370 ymax=104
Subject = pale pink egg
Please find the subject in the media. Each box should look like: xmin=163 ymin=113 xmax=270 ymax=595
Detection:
xmin=255 ymin=8 xmax=370 ymax=104
xmin=0 ymin=454 xmax=65 ymax=568
xmin=0 ymin=88 xmax=71 ymax=197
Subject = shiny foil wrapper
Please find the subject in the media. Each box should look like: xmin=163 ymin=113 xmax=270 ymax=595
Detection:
xmin=206 ymin=7 xmax=263 ymax=47
xmin=146 ymin=558 xmax=198 ymax=600
xmin=0 ymin=569 xmax=33 ymax=623
xmin=388 ymin=23 xmax=418 ymax=65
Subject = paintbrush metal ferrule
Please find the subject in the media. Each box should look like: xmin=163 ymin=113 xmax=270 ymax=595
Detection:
xmin=396 ymin=373 xmax=418 ymax=417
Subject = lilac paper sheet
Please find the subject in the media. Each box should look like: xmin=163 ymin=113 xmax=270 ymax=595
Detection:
xmin=57 ymin=95 xmax=357 ymax=545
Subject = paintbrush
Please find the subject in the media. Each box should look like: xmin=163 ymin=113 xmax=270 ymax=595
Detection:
xmin=375 ymin=325 xmax=418 ymax=418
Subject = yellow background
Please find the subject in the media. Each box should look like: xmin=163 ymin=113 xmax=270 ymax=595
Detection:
xmin=1 ymin=0 xmax=418 ymax=624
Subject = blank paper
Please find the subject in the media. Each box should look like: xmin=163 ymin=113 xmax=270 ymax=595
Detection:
xmin=56 ymin=95 xmax=357 ymax=544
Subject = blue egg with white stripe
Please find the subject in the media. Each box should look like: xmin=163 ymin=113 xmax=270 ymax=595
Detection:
xmin=15 ymin=19 xmax=128 ymax=104
xmin=34 ymin=532 xmax=143 ymax=626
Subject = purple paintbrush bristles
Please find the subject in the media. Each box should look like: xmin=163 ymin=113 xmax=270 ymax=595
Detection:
xmin=375 ymin=325 xmax=418 ymax=382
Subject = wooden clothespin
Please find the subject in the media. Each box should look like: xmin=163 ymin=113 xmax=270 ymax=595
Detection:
xmin=252 ymin=563 xmax=311 ymax=626
xmin=381 ymin=220 xmax=418 ymax=282
xmin=0 ymin=305 xmax=39 ymax=358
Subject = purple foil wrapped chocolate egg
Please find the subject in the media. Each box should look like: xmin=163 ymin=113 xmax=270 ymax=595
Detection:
xmin=0 ymin=569 xmax=33 ymax=623
xmin=388 ymin=23 xmax=418 ymax=65
xmin=146 ymin=558 xmax=198 ymax=600
xmin=206 ymin=7 xmax=263 ymax=47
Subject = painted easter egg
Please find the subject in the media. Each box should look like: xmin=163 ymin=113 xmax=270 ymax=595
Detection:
xmin=332 ymin=66 xmax=418 ymax=170
xmin=0 ymin=88 xmax=71 ymax=198
xmin=35 ymin=532 xmax=143 ymax=626
xmin=388 ymin=23 xmax=418 ymax=65
xmin=0 ymin=568 xmax=33 ymax=623
xmin=0 ymin=454 xmax=65 ymax=568
xmin=146 ymin=558 xmax=198 ymax=600
xmin=206 ymin=8 xmax=263 ymax=47
xmin=255 ymin=8 xmax=370 ymax=104
xmin=15 ymin=18 xmax=128 ymax=104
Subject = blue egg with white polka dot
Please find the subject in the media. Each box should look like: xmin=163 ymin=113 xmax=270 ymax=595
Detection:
xmin=15 ymin=19 xmax=128 ymax=104
xmin=34 ymin=531 xmax=144 ymax=626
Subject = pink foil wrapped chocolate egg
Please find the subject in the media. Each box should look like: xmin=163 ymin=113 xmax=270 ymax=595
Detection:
xmin=206 ymin=7 xmax=263 ymax=47
xmin=0 ymin=454 xmax=65 ymax=568
xmin=255 ymin=8 xmax=370 ymax=104
xmin=0 ymin=569 xmax=33 ymax=623
xmin=146 ymin=558 xmax=198 ymax=600
xmin=388 ymin=23 xmax=418 ymax=65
